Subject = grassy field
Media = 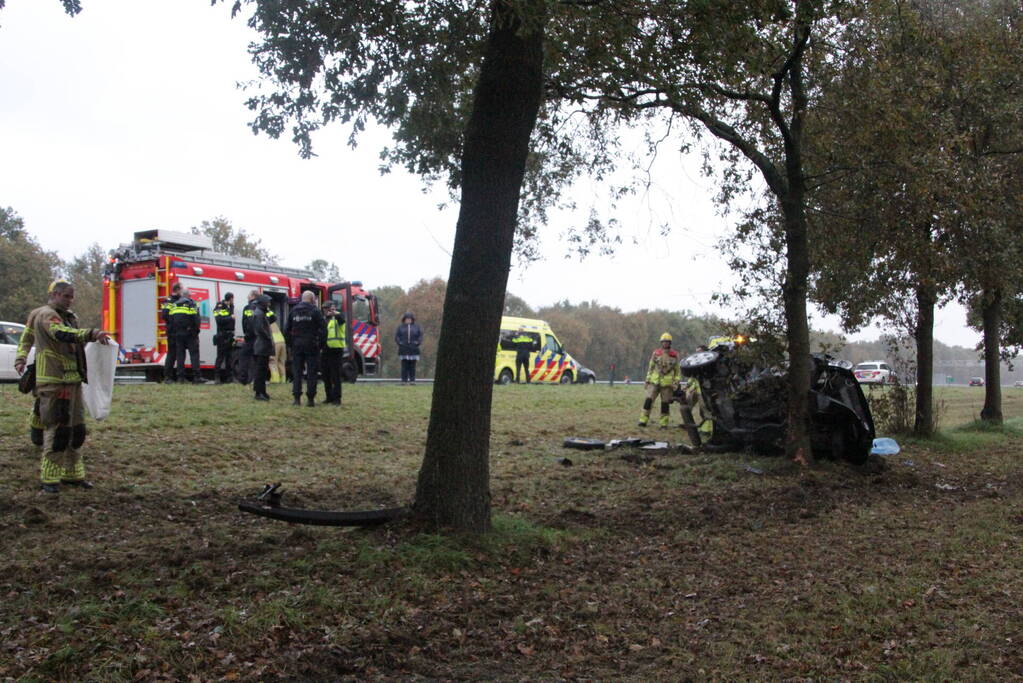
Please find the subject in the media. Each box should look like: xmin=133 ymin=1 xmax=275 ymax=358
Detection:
xmin=1 ymin=381 xmax=1021 ymax=680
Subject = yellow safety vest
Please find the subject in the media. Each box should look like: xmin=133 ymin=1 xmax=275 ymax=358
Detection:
xmin=326 ymin=317 xmax=346 ymax=349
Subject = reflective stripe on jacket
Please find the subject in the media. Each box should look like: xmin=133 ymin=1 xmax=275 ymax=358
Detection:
xmin=30 ymin=305 xmax=93 ymax=385
xmin=645 ymin=347 xmax=680 ymax=387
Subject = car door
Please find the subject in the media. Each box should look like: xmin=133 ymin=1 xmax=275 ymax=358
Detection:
xmin=0 ymin=329 xmax=12 ymax=380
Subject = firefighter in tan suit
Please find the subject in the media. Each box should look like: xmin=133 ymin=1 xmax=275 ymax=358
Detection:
xmin=638 ymin=333 xmax=681 ymax=429
xmin=16 ymin=281 xmax=112 ymax=493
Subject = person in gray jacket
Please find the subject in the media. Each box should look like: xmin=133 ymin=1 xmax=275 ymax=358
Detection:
xmin=394 ymin=312 xmax=423 ymax=385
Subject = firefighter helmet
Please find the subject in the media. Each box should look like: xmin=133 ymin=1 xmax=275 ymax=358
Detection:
xmin=660 ymin=332 xmax=672 ymax=342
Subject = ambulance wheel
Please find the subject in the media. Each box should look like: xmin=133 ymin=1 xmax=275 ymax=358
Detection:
xmin=497 ymin=369 xmax=514 ymax=385
xmin=563 ymin=437 xmax=606 ymax=451
xmin=560 ymin=372 xmax=573 ymax=384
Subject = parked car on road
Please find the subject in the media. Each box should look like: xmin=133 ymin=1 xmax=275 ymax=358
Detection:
xmin=680 ymin=340 xmax=875 ymax=464
xmin=575 ymin=364 xmax=597 ymax=384
xmin=1014 ymin=380 xmax=1023 ymax=387
xmin=969 ymin=377 xmax=985 ymax=386
xmin=0 ymin=322 xmax=33 ymax=381
xmin=854 ymin=361 xmax=899 ymax=385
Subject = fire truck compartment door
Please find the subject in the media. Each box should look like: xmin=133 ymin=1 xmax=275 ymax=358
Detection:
xmin=121 ymin=277 xmax=157 ymax=350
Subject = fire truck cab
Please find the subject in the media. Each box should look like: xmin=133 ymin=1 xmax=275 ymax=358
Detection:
xmin=102 ymin=229 xmax=381 ymax=382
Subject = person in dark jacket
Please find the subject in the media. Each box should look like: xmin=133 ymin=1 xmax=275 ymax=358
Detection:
xmin=394 ymin=312 xmax=423 ymax=385
xmin=212 ymin=292 xmax=235 ymax=383
xmin=251 ymin=295 xmax=274 ymax=400
xmin=240 ymin=289 xmax=274 ymax=385
xmin=161 ymin=283 xmax=181 ymax=383
xmin=167 ymin=286 xmax=203 ymax=383
xmin=511 ymin=327 xmax=535 ymax=383
xmin=286 ymin=291 xmax=326 ymax=406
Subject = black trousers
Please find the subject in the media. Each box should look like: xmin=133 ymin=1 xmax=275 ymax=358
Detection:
xmin=174 ymin=334 xmax=200 ymax=380
xmin=401 ymin=358 xmax=418 ymax=383
xmin=164 ymin=336 xmax=178 ymax=381
xmin=214 ymin=340 xmax=234 ymax=381
xmin=322 ymin=349 xmax=343 ymax=403
xmin=252 ymin=354 xmax=269 ymax=396
xmin=291 ymin=347 xmax=320 ymax=398
xmin=516 ymin=353 xmax=531 ymax=383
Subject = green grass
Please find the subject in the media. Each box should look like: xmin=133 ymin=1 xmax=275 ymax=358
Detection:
xmin=0 ymin=379 xmax=1021 ymax=679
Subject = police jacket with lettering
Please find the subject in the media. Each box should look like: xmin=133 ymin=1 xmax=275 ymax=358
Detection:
xmin=286 ymin=301 xmax=325 ymax=352
xmin=166 ymin=297 xmax=200 ymax=337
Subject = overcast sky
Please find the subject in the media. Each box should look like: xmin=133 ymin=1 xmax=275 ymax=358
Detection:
xmin=0 ymin=0 xmax=977 ymax=348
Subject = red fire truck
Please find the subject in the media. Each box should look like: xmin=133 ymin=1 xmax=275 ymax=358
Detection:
xmin=102 ymin=229 xmax=381 ymax=382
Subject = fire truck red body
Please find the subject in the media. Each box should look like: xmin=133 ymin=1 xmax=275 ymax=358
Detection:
xmin=102 ymin=230 xmax=381 ymax=381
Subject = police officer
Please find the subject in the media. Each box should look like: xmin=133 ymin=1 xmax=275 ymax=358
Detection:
xmin=167 ymin=286 xmax=203 ymax=383
xmin=241 ymin=289 xmax=277 ymax=385
xmin=17 ymin=280 xmax=113 ymax=493
xmin=511 ymin=327 xmax=534 ymax=383
xmin=161 ymin=283 xmax=182 ymax=383
xmin=212 ymin=292 xmax=235 ymax=383
xmin=638 ymin=332 xmax=681 ymax=429
xmin=251 ymin=295 xmax=274 ymax=400
xmin=286 ymin=291 xmax=325 ymax=406
xmin=321 ymin=301 xmax=346 ymax=405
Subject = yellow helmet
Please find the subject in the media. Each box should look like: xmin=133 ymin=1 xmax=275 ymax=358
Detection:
xmin=659 ymin=332 xmax=672 ymax=342
xmin=48 ymin=279 xmax=71 ymax=293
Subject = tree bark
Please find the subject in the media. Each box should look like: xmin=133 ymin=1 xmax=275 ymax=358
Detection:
xmin=780 ymin=190 xmax=812 ymax=465
xmin=913 ymin=282 xmax=936 ymax=436
xmin=980 ymin=286 xmax=1003 ymax=423
xmin=414 ymin=1 xmax=545 ymax=532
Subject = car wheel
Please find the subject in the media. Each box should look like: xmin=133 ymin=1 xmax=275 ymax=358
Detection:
xmin=585 ymin=375 xmax=597 ymax=384
xmin=563 ymin=437 xmax=606 ymax=451
xmin=497 ymin=369 xmax=514 ymax=385
xmin=560 ymin=371 xmax=573 ymax=384
xmin=681 ymin=350 xmax=719 ymax=371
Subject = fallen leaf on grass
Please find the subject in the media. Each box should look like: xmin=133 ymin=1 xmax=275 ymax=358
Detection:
xmin=516 ymin=644 xmax=534 ymax=656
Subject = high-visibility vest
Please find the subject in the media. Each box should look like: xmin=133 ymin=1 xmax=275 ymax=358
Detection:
xmin=326 ymin=317 xmax=346 ymax=349
xmin=270 ymin=322 xmax=285 ymax=344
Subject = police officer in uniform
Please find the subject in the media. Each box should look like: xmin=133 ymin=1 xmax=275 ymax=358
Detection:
xmin=286 ymin=291 xmax=325 ymax=406
xmin=511 ymin=327 xmax=534 ymax=383
xmin=17 ymin=280 xmax=113 ymax=493
xmin=161 ymin=283 xmax=182 ymax=383
xmin=168 ymin=286 xmax=203 ymax=383
xmin=241 ymin=289 xmax=277 ymax=385
xmin=212 ymin=292 xmax=235 ymax=383
xmin=321 ymin=301 xmax=346 ymax=405
xmin=638 ymin=332 xmax=681 ymax=429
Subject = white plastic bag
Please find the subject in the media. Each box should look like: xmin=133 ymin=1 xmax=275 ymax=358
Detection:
xmin=83 ymin=341 xmax=118 ymax=420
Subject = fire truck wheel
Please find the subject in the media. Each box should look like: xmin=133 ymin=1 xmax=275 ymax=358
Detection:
xmin=341 ymin=360 xmax=358 ymax=383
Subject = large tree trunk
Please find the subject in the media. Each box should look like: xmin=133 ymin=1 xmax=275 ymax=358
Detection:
xmin=414 ymin=1 xmax=545 ymax=532
xmin=980 ymin=286 xmax=1003 ymax=424
xmin=913 ymin=282 xmax=936 ymax=436
xmin=781 ymin=192 xmax=812 ymax=465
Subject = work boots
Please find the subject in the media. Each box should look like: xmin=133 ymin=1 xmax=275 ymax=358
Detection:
xmin=306 ymin=397 xmax=316 ymax=408
xmin=292 ymin=396 xmax=302 ymax=406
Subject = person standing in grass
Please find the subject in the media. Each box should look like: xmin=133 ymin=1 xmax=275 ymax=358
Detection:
xmin=638 ymin=332 xmax=680 ymax=429
xmin=286 ymin=291 xmax=326 ymax=407
xmin=394 ymin=311 xmax=423 ymax=385
xmin=17 ymin=280 xmax=113 ymax=493
xmin=251 ymin=295 xmax=274 ymax=401
xmin=321 ymin=301 xmax=346 ymax=405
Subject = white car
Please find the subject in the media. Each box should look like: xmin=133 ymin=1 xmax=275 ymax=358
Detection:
xmin=0 ymin=321 xmax=34 ymax=381
xmin=854 ymin=361 xmax=898 ymax=385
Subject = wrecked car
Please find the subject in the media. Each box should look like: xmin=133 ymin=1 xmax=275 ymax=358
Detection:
xmin=679 ymin=340 xmax=875 ymax=464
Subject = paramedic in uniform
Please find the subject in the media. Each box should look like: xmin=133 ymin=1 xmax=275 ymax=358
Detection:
xmin=161 ymin=283 xmax=181 ymax=383
xmin=638 ymin=332 xmax=681 ymax=429
xmin=321 ymin=301 xmax=346 ymax=405
xmin=16 ymin=280 xmax=112 ymax=493
xmin=286 ymin=291 xmax=326 ymax=406
xmin=511 ymin=327 xmax=534 ymax=383
xmin=212 ymin=292 xmax=235 ymax=383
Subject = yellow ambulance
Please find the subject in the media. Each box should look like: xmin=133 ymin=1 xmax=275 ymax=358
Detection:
xmin=494 ymin=316 xmax=587 ymax=384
